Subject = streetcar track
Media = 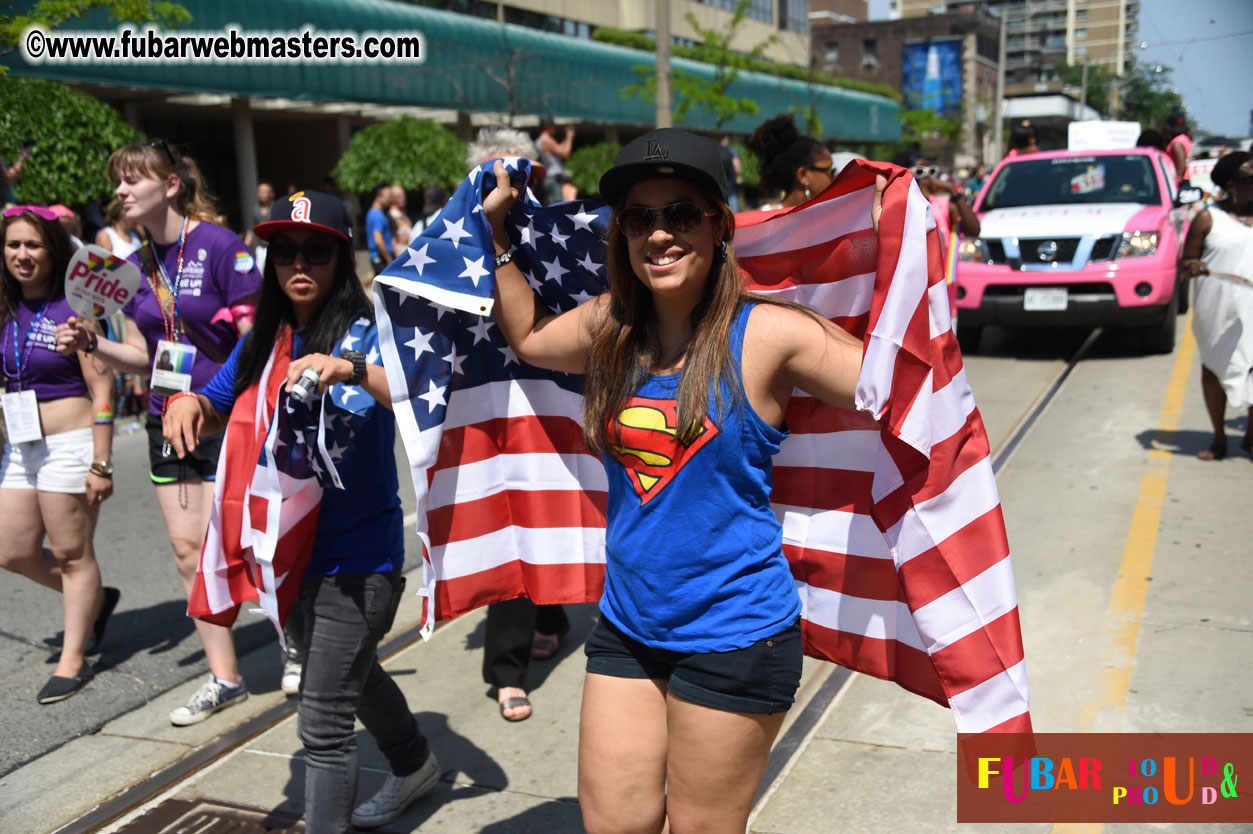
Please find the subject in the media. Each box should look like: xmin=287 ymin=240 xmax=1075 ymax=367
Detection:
xmin=56 ymin=333 xmax=1099 ymax=834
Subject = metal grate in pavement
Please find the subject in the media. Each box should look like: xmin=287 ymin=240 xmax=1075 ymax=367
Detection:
xmin=113 ymin=798 xmax=304 ymax=834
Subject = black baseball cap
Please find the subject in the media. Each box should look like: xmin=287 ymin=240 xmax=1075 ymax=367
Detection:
xmin=253 ymin=189 xmax=352 ymax=242
xmin=599 ymin=128 xmax=728 ymax=204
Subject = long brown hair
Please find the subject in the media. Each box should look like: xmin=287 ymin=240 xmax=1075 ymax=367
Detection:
xmin=106 ymin=141 xmax=226 ymax=226
xmin=1 ymin=211 xmax=73 ymax=324
xmin=584 ymin=187 xmax=811 ymax=455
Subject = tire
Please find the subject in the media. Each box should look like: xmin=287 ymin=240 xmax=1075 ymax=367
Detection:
xmin=956 ymin=323 xmax=983 ymax=354
xmin=1140 ymin=289 xmax=1178 ymax=354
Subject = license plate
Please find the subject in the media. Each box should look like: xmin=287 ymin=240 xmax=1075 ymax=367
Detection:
xmin=1023 ymin=287 xmax=1068 ymax=311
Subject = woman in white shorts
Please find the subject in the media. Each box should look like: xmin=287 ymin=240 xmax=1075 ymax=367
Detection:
xmin=0 ymin=206 xmax=120 ymax=704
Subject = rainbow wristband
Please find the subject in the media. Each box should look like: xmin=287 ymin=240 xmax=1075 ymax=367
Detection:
xmin=95 ymin=409 xmax=115 ymax=425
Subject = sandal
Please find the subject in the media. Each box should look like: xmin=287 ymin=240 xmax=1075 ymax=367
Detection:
xmin=1198 ymin=439 xmax=1227 ymax=461
xmin=530 ymin=633 xmax=560 ymax=661
xmin=499 ymin=695 xmax=532 ymax=722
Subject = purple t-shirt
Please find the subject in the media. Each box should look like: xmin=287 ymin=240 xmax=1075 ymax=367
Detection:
xmin=2 ymin=296 xmax=88 ymax=401
xmin=124 ymin=221 xmax=262 ymax=415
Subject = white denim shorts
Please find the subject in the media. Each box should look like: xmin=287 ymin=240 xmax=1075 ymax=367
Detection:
xmin=0 ymin=427 xmax=93 ymax=494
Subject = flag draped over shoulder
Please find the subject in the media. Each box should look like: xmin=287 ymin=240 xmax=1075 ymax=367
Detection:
xmin=189 ymin=328 xmax=342 ymax=639
xmin=374 ymin=158 xmax=1031 ymax=733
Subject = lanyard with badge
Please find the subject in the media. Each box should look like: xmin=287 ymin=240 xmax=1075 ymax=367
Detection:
xmin=1 ymin=296 xmax=53 ymax=443
xmin=144 ymin=218 xmax=198 ymax=455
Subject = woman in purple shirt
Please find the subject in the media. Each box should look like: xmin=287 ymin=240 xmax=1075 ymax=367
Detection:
xmin=57 ymin=140 xmax=262 ymax=725
xmin=0 ymin=206 xmax=119 ymax=704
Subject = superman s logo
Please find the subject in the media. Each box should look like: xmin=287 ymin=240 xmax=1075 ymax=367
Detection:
xmin=609 ymin=396 xmax=719 ymax=505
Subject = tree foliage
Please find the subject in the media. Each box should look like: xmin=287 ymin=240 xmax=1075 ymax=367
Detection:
xmin=331 ymin=118 xmax=465 ymax=194
xmin=1053 ymin=60 xmax=1115 ymax=116
xmin=900 ymin=108 xmax=960 ymax=144
xmin=1 ymin=0 xmax=192 ymax=58
xmin=565 ymin=141 xmax=621 ymax=198
xmin=1117 ymin=63 xmax=1186 ymax=131
xmin=732 ymin=140 xmax=759 ymax=189
xmin=595 ymin=27 xmax=899 ymax=102
xmin=0 ymin=76 xmax=143 ymax=205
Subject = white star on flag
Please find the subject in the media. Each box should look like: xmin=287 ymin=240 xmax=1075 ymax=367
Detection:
xmin=404 ymin=327 xmax=434 ymax=359
xmin=417 ymin=379 xmax=447 ymax=412
xmin=571 ymin=205 xmax=597 ymax=231
xmin=442 ymin=346 xmax=465 ymax=375
xmin=498 ymin=344 xmax=519 ymax=366
xmin=520 ymin=218 xmax=545 ymax=248
xmin=403 ymin=243 xmax=437 ymax=276
xmin=524 ymin=269 xmax=544 ymax=292
xmin=390 ymin=284 xmax=423 ymax=308
xmin=542 ymin=257 xmax=570 ymax=283
xmin=366 ymin=346 xmax=380 ymax=364
xmin=340 ymin=331 xmax=360 ymax=350
xmin=440 ymin=217 xmax=473 ymax=249
xmin=576 ymin=252 xmax=601 ymax=275
xmin=572 ymin=288 xmax=595 ymax=305
xmin=460 ymin=255 xmax=489 ymax=287
xmin=468 ymin=317 xmax=495 ymax=345
xmin=548 ymin=226 xmax=570 ymax=250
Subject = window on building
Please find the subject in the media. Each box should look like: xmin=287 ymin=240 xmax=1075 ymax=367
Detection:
xmin=1076 ymin=8 xmax=1087 ymax=19
xmin=861 ymin=37 xmax=877 ymax=68
xmin=781 ymin=0 xmax=808 ymax=34
xmin=1075 ymin=27 xmax=1087 ymax=40
xmin=824 ymin=41 xmax=839 ymax=66
xmin=1074 ymin=45 xmax=1088 ymax=57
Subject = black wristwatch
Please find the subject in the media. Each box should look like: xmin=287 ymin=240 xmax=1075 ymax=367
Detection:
xmin=342 ymin=350 xmax=367 ymax=386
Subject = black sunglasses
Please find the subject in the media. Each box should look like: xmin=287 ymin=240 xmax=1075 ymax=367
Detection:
xmin=618 ymin=201 xmax=716 ymax=238
xmin=911 ymin=165 xmax=940 ymax=179
xmin=269 ymin=241 xmax=336 ymax=266
xmin=145 ymin=138 xmax=180 ymax=167
xmin=807 ymin=163 xmax=835 ymax=177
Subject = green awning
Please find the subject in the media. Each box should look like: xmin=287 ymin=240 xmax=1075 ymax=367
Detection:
xmin=4 ymin=0 xmax=900 ymax=141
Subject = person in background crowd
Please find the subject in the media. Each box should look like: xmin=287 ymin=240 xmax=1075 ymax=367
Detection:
xmin=365 ymin=184 xmax=393 ymax=275
xmin=54 ymin=138 xmax=264 ymax=725
xmin=719 ymin=135 xmax=743 ymax=212
xmin=164 ymin=190 xmax=439 ymax=833
xmin=1136 ymin=129 xmax=1167 ymax=152
xmin=1007 ymin=120 xmax=1041 ymax=157
xmin=966 ymin=161 xmax=989 ymax=198
xmin=95 ymin=200 xmax=142 ymax=259
xmin=462 ymin=125 xmax=568 ymax=722
xmin=389 ymin=185 xmax=413 ymax=258
xmin=244 ymin=180 xmax=277 ymax=273
xmin=321 ymin=176 xmax=356 ymax=240
xmin=747 ymin=113 xmax=835 ymax=210
xmin=1180 ymin=151 xmax=1253 ymax=461
xmin=0 ymin=206 xmax=120 ymax=704
xmin=1164 ymin=112 xmax=1193 ymax=186
xmin=535 ymin=121 xmax=574 ymax=206
xmin=49 ymin=205 xmax=84 ymax=249
xmin=2 ymin=138 xmax=34 ymax=207
xmin=412 ymin=185 xmax=449 ymax=236
xmin=485 ymin=128 xmax=879 ymax=833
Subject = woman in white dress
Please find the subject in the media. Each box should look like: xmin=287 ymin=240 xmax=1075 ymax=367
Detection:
xmin=1181 ymin=151 xmax=1253 ymax=460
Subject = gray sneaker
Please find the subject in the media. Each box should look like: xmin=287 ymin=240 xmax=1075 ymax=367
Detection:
xmin=351 ymin=751 xmax=440 ymax=829
xmin=169 ymin=675 xmax=248 ymax=726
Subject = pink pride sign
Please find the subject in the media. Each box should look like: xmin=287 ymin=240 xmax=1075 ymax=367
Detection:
xmin=64 ymin=244 xmax=142 ymax=320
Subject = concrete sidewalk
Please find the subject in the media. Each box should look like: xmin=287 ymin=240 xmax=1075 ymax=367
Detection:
xmin=3 ymin=330 xmax=1251 ymax=834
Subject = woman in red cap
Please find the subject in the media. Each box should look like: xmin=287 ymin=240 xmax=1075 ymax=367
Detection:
xmin=164 ymin=190 xmax=438 ymax=833
xmin=485 ymin=128 xmax=882 ymax=833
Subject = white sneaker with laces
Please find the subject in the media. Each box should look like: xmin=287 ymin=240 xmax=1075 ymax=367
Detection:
xmin=169 ymin=675 xmax=248 ymax=726
xmin=351 ymin=751 xmax=440 ymax=829
xmin=280 ymin=644 xmax=303 ymax=695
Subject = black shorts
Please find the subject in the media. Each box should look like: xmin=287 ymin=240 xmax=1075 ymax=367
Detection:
xmin=584 ymin=615 xmax=803 ymax=715
xmin=146 ymin=413 xmax=223 ymax=484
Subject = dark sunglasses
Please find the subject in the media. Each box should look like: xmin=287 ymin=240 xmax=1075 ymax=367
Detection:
xmin=269 ymin=241 xmax=336 ymax=266
xmin=618 ymin=201 xmax=716 ymax=238
xmin=2 ymin=205 xmax=58 ymax=221
xmin=807 ymin=163 xmax=836 ymax=177
xmin=144 ymin=137 xmax=180 ymax=167
xmin=911 ymin=165 xmax=940 ymax=179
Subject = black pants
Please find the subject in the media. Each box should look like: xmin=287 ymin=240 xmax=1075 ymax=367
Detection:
xmin=481 ymin=598 xmax=569 ymax=689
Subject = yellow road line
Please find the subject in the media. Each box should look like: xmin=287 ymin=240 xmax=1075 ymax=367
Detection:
xmin=1051 ymin=316 xmax=1197 ymax=834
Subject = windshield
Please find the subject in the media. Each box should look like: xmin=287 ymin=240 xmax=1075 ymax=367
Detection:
xmin=981 ymin=155 xmax=1161 ymax=210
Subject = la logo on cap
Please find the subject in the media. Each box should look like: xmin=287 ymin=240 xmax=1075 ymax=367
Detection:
xmin=290 ymin=192 xmax=311 ymax=223
xmin=645 ymin=139 xmax=669 ymax=161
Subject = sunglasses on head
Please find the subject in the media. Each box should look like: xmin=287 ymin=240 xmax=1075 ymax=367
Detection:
xmin=269 ymin=240 xmax=336 ymax=266
xmin=617 ymin=201 xmax=717 ymax=238
xmin=144 ymin=137 xmax=180 ymax=167
xmin=911 ymin=165 xmax=940 ymax=179
xmin=3 ymin=205 xmax=59 ymax=221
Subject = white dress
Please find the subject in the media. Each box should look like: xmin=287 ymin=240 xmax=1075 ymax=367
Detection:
xmin=1192 ymin=206 xmax=1253 ymax=408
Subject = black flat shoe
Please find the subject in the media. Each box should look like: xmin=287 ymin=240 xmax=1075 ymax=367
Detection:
xmin=37 ymin=666 xmax=94 ymax=704
xmin=87 ymin=587 xmax=121 ymax=655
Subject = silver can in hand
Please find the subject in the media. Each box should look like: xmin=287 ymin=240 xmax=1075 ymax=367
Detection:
xmin=290 ymin=367 xmax=321 ymax=403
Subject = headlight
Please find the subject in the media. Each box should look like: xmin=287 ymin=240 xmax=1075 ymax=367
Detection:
xmin=958 ymin=237 xmax=987 ymax=262
xmin=1117 ymin=231 xmax=1159 ymax=258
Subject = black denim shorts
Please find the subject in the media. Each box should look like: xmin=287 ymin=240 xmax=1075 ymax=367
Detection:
xmin=146 ymin=413 xmax=223 ymax=483
xmin=584 ymin=615 xmax=803 ymax=715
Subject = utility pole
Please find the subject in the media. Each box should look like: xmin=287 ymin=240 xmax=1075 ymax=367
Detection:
xmin=1079 ymin=60 xmax=1089 ymax=118
xmin=656 ymin=0 xmax=672 ymax=128
xmin=993 ymin=7 xmax=1006 ymax=164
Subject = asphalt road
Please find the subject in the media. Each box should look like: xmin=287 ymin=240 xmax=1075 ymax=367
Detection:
xmin=0 ymin=417 xmax=422 ymax=778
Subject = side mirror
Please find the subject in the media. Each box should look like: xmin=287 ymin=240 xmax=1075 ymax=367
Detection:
xmin=1176 ymin=186 xmax=1204 ymax=206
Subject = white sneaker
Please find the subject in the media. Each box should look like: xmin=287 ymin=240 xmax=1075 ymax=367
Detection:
xmin=169 ymin=675 xmax=248 ymax=726
xmin=351 ymin=751 xmax=440 ymax=829
xmin=280 ymin=643 xmax=303 ymax=695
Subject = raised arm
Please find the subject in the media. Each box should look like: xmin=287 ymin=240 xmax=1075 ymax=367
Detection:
xmin=483 ymin=160 xmax=604 ymax=375
xmin=55 ymin=315 xmax=150 ymax=375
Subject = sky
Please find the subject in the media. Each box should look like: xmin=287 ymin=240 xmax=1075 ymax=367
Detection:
xmin=865 ymin=0 xmax=1253 ymax=139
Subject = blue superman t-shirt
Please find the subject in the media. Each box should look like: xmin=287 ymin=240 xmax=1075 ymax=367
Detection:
xmin=201 ymin=316 xmax=404 ymax=576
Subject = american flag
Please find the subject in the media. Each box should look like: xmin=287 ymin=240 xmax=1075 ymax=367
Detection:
xmin=374 ymin=158 xmax=1031 ymax=734
xmin=189 ymin=322 xmax=372 ymax=641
